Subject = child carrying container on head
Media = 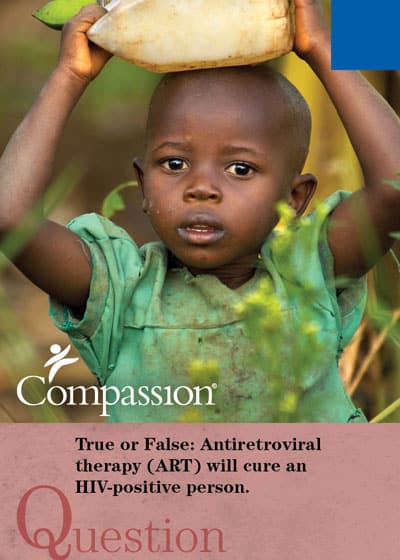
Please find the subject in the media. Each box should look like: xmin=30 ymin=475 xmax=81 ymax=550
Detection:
xmin=0 ymin=0 xmax=399 ymax=422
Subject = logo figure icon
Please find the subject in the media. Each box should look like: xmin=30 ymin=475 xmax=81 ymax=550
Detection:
xmin=44 ymin=344 xmax=79 ymax=383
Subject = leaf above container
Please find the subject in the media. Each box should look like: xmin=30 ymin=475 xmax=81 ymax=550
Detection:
xmin=33 ymin=0 xmax=101 ymax=30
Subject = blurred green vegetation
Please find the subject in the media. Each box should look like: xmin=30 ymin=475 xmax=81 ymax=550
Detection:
xmin=0 ymin=21 xmax=159 ymax=115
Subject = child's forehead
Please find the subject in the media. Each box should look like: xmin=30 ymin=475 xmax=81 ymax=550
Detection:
xmin=155 ymin=66 xmax=285 ymax=110
xmin=147 ymin=66 xmax=290 ymax=137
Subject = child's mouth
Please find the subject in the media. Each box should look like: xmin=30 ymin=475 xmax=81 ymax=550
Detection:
xmin=177 ymin=216 xmax=225 ymax=245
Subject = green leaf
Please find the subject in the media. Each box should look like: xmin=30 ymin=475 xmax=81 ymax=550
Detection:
xmin=370 ymin=397 xmax=400 ymax=423
xmin=389 ymin=248 xmax=400 ymax=273
xmin=390 ymin=232 xmax=400 ymax=240
xmin=33 ymin=0 xmax=95 ymax=30
xmin=384 ymin=178 xmax=400 ymax=191
xmin=102 ymin=191 xmax=125 ymax=217
xmin=101 ymin=180 xmax=138 ymax=219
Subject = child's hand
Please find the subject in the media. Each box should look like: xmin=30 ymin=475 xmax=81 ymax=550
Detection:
xmin=57 ymin=3 xmax=112 ymax=85
xmin=293 ymin=0 xmax=330 ymax=61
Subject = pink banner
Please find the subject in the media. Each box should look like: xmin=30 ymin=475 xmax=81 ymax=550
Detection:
xmin=0 ymin=423 xmax=399 ymax=559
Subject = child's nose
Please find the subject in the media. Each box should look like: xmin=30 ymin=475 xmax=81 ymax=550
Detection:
xmin=183 ymin=171 xmax=222 ymax=202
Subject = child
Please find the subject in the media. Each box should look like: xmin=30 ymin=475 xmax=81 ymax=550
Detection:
xmin=0 ymin=1 xmax=399 ymax=422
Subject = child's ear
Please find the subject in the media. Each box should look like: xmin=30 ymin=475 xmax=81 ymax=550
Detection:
xmin=288 ymin=173 xmax=317 ymax=216
xmin=133 ymin=157 xmax=148 ymax=213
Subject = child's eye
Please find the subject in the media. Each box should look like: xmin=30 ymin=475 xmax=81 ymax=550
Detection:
xmin=161 ymin=158 xmax=188 ymax=171
xmin=226 ymin=162 xmax=255 ymax=177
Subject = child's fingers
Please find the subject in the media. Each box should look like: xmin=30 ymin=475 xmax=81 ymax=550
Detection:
xmin=293 ymin=0 xmax=329 ymax=59
xmin=57 ymin=4 xmax=111 ymax=83
xmin=62 ymin=3 xmax=107 ymax=36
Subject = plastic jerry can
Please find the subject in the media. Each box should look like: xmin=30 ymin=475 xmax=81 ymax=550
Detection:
xmin=88 ymin=0 xmax=295 ymax=72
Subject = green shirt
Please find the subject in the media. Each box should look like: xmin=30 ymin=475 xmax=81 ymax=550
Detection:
xmin=49 ymin=191 xmax=367 ymax=422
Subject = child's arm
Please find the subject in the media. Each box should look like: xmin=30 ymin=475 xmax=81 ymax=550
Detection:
xmin=293 ymin=0 xmax=400 ymax=278
xmin=0 ymin=4 xmax=111 ymax=309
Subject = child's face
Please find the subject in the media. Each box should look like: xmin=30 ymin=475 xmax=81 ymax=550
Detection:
xmin=136 ymin=68 xmax=314 ymax=281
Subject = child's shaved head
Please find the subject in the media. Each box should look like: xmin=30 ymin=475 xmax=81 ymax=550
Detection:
xmin=146 ymin=65 xmax=311 ymax=177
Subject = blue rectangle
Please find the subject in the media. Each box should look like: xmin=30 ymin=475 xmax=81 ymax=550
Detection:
xmin=331 ymin=0 xmax=400 ymax=70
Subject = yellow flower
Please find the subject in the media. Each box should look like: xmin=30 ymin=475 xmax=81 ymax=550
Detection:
xmin=279 ymin=392 xmax=299 ymax=414
xmin=275 ymin=200 xmax=296 ymax=225
xmin=301 ymin=321 xmax=319 ymax=336
xmin=179 ymin=408 xmax=203 ymax=422
xmin=188 ymin=360 xmax=219 ymax=385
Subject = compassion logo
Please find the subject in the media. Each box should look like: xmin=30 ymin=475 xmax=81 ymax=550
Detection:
xmin=16 ymin=345 xmax=218 ymax=416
